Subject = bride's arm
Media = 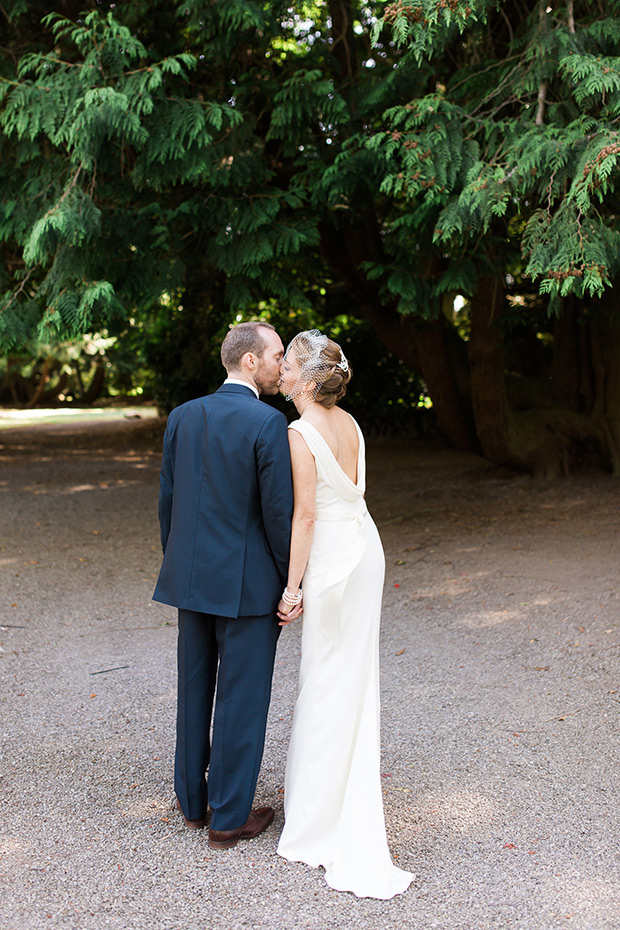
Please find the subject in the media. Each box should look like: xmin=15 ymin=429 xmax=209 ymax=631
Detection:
xmin=278 ymin=430 xmax=316 ymax=623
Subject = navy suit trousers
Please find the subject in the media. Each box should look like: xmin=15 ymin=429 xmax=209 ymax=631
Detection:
xmin=175 ymin=609 xmax=281 ymax=831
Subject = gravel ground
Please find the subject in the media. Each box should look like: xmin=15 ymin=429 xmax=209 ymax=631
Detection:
xmin=1 ymin=417 xmax=619 ymax=930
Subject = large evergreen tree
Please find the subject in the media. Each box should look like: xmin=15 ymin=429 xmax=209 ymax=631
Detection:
xmin=1 ymin=0 xmax=620 ymax=472
xmin=369 ymin=0 xmax=620 ymax=472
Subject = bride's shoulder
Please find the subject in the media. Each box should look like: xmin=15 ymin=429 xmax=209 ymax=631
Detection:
xmin=287 ymin=419 xmax=312 ymax=442
xmin=333 ymin=407 xmax=362 ymax=436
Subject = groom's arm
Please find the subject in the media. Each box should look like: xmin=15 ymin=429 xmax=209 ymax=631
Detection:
xmin=158 ymin=424 xmax=174 ymax=553
xmin=256 ymin=410 xmax=293 ymax=582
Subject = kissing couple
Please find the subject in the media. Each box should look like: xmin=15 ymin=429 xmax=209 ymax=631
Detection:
xmin=153 ymin=321 xmax=413 ymax=899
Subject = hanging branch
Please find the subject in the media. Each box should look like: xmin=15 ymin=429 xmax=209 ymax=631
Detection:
xmin=535 ymin=2 xmax=548 ymax=126
xmin=328 ymin=0 xmax=358 ymax=87
xmin=535 ymin=80 xmax=548 ymax=125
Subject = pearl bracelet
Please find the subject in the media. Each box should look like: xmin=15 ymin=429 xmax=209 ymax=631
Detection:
xmin=281 ymin=587 xmax=303 ymax=606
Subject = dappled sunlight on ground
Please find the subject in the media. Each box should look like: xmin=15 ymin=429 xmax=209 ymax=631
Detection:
xmin=461 ymin=606 xmax=531 ymax=628
xmin=119 ymin=795 xmax=177 ymax=823
xmin=3 ymin=421 xmax=620 ymax=929
xmin=414 ymin=790 xmax=500 ymax=835
xmin=0 ymin=406 xmax=159 ymax=428
xmin=0 ymin=836 xmax=35 ymax=858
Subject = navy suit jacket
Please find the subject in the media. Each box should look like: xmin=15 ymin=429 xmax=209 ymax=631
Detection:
xmin=153 ymin=384 xmax=293 ymax=618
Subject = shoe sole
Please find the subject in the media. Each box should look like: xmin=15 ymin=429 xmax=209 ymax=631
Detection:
xmin=184 ymin=818 xmax=207 ymax=830
xmin=208 ymin=810 xmax=275 ymax=849
xmin=174 ymin=799 xmax=207 ymax=830
xmin=208 ymin=834 xmax=241 ymax=849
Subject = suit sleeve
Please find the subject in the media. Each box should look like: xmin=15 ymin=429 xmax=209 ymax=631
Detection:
xmin=158 ymin=423 xmax=174 ymax=553
xmin=256 ymin=411 xmax=293 ymax=582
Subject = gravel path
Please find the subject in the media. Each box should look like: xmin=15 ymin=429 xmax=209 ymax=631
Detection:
xmin=1 ymin=418 xmax=619 ymax=930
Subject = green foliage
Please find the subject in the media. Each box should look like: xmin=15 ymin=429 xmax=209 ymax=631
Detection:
xmin=1 ymin=1 xmax=355 ymax=351
xmin=2 ymin=0 xmax=620 ymax=442
xmin=560 ymin=53 xmax=620 ymax=113
xmin=372 ymin=0 xmax=489 ymax=60
xmin=266 ymin=69 xmax=349 ymax=144
xmin=366 ymin=0 xmax=620 ymax=300
xmin=23 ymin=187 xmax=102 ymax=264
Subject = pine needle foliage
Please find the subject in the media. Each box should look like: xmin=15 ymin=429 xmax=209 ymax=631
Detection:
xmin=0 ymin=1 xmax=309 ymax=347
xmin=2 ymin=0 xmax=620 ymax=358
xmin=368 ymin=0 xmax=620 ymax=301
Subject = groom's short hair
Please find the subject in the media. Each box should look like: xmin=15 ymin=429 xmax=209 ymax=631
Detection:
xmin=221 ymin=321 xmax=275 ymax=372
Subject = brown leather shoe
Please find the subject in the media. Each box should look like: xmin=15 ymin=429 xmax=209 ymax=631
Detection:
xmin=175 ymin=798 xmax=207 ymax=830
xmin=208 ymin=806 xmax=274 ymax=849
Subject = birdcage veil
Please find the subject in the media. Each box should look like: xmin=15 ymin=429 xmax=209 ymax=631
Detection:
xmin=282 ymin=330 xmax=349 ymax=402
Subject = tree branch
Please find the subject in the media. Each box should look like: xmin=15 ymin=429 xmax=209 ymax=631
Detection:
xmin=535 ymin=80 xmax=547 ymax=125
xmin=328 ymin=0 xmax=359 ymax=87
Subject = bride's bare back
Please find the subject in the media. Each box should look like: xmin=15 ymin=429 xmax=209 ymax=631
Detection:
xmin=301 ymin=405 xmax=359 ymax=484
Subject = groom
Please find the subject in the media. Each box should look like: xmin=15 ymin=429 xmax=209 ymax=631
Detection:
xmin=153 ymin=321 xmax=296 ymax=849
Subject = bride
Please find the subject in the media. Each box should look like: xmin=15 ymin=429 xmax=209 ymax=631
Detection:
xmin=276 ymin=330 xmax=414 ymax=899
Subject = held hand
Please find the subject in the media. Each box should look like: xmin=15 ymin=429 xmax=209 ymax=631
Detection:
xmin=278 ymin=585 xmax=303 ymax=625
xmin=278 ymin=599 xmax=303 ymax=625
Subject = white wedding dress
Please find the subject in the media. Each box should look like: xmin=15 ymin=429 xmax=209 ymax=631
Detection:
xmin=277 ymin=417 xmax=414 ymax=899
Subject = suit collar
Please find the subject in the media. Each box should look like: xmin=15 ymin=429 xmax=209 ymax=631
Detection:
xmin=216 ymin=382 xmax=259 ymax=399
xmin=223 ymin=377 xmax=259 ymax=398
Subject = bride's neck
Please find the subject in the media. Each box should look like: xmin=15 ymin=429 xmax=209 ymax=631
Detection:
xmin=294 ymin=395 xmax=315 ymax=416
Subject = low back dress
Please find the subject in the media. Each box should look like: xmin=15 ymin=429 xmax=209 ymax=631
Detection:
xmin=276 ymin=416 xmax=414 ymax=899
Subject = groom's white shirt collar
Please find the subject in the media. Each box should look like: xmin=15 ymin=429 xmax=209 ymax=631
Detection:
xmin=223 ymin=378 xmax=259 ymax=399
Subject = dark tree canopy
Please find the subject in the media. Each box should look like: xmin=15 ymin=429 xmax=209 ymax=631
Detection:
xmin=1 ymin=1 xmax=620 ymax=473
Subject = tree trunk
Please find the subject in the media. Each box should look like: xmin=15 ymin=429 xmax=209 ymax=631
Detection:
xmin=410 ymin=317 xmax=478 ymax=451
xmin=346 ymin=300 xmax=477 ymax=451
xmin=468 ymin=279 xmax=613 ymax=475
xmin=328 ymin=0 xmax=359 ymax=86
xmin=551 ymin=296 xmax=594 ymax=412
xmin=3 ymin=357 xmax=21 ymax=405
xmin=24 ymin=356 xmax=55 ymax=409
xmin=589 ymin=290 xmax=620 ymax=475
xmin=468 ymin=275 xmax=515 ymax=462
xmin=318 ymin=218 xmax=478 ymax=450
xmin=82 ymin=357 xmax=106 ymax=403
xmin=41 ymin=371 xmax=69 ymax=404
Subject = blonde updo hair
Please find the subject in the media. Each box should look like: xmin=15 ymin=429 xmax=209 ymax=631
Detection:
xmin=290 ymin=332 xmax=352 ymax=408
